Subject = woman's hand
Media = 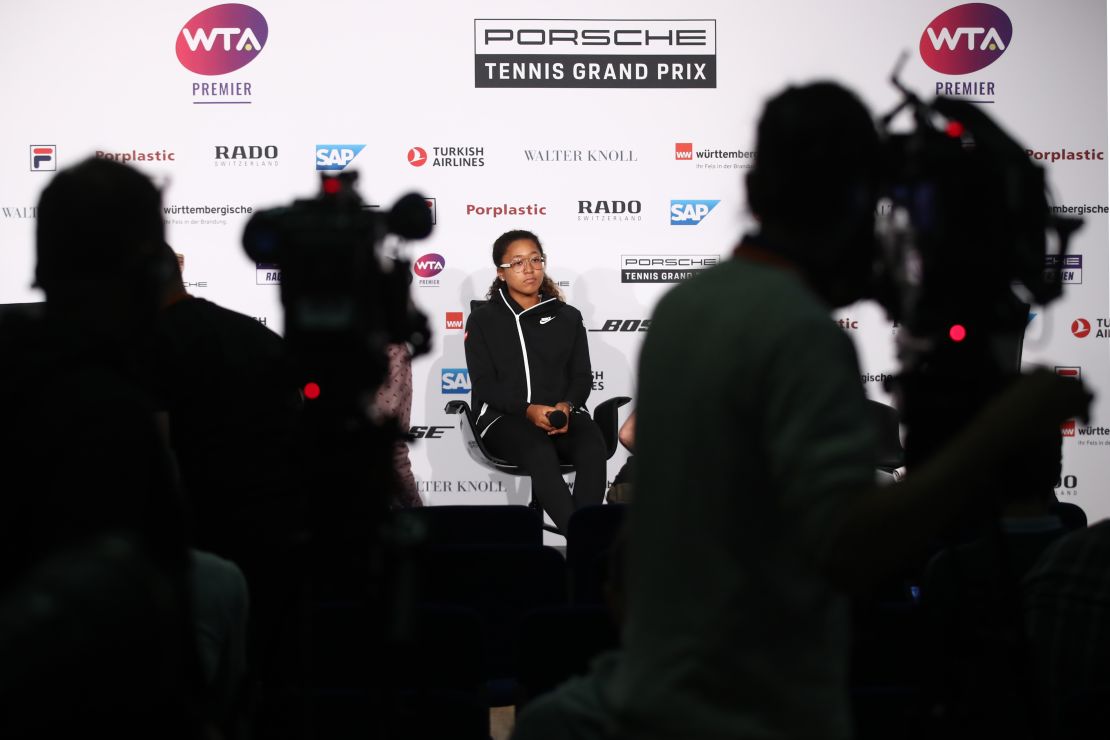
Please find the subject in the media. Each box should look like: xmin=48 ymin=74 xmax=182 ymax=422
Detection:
xmin=526 ymin=403 xmax=569 ymax=435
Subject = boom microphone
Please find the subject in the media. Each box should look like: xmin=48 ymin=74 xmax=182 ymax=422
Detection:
xmin=547 ymin=409 xmax=568 ymax=429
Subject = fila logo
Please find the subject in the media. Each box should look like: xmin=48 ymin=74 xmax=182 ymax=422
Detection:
xmin=540 ymin=316 xmax=554 ymax=325
xmin=675 ymin=142 xmax=693 ymax=160
xmin=30 ymin=145 xmax=56 ymax=171
xmin=408 ymin=147 xmax=427 ymax=167
xmin=446 ymin=311 xmax=464 ymax=329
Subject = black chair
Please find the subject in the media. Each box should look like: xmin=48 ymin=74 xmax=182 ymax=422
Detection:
xmin=514 ymin=605 xmax=620 ymax=710
xmin=398 ymin=504 xmax=543 ymax=547
xmin=445 ymin=395 xmax=631 ymax=534
xmin=420 ymin=544 xmax=569 ymax=706
xmin=869 ymin=399 xmax=905 ymax=481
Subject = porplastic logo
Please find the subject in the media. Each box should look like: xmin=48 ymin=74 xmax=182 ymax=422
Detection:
xmin=1072 ymin=318 xmax=1091 ymax=338
xmin=177 ymin=4 xmax=268 ymax=76
xmin=408 ymin=147 xmax=427 ymax=167
xmin=414 ymin=253 xmax=446 ymax=278
xmin=920 ymin=4 xmax=1011 ymax=75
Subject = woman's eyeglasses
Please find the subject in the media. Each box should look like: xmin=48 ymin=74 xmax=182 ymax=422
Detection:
xmin=499 ymin=256 xmax=546 ymax=272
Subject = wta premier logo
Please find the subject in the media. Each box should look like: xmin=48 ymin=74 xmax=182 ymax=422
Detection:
xmin=177 ymin=4 xmax=268 ymax=76
xmin=920 ymin=4 xmax=1011 ymax=75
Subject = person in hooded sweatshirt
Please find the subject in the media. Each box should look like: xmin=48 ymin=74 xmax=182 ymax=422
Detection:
xmin=464 ymin=229 xmax=606 ymax=533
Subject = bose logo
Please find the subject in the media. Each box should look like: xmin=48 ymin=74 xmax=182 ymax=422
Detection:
xmin=670 ymin=199 xmax=720 ymax=225
xmin=316 ymin=145 xmax=365 ymax=171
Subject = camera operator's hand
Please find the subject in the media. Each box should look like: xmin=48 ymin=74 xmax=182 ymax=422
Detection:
xmin=526 ymin=403 xmax=560 ymax=434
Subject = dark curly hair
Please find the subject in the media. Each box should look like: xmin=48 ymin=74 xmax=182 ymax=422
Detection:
xmin=485 ymin=229 xmax=564 ymax=302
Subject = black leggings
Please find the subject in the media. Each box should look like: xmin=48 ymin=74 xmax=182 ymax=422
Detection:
xmin=483 ymin=411 xmax=607 ymax=532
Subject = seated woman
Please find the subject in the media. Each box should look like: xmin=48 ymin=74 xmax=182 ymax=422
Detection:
xmin=464 ymin=229 xmax=607 ymax=532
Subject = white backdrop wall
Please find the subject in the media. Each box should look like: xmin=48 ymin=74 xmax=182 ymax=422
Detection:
xmin=2 ymin=1 xmax=1107 ymax=528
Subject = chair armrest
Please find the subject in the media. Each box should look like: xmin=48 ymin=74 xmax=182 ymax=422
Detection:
xmin=444 ymin=400 xmax=472 ymax=415
xmin=592 ymin=396 xmax=632 ymax=459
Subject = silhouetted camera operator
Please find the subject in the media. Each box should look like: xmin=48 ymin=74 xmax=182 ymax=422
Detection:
xmin=0 ymin=158 xmax=201 ymax=737
xmin=513 ymin=81 xmax=1090 ymax=740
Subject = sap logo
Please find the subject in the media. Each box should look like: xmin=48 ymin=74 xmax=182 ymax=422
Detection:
xmin=408 ymin=425 xmax=452 ymax=439
xmin=675 ymin=142 xmax=693 ymax=160
xmin=441 ymin=369 xmax=471 ymax=394
xmin=30 ymin=145 xmax=56 ymax=171
xmin=177 ymin=4 xmax=268 ymax=76
xmin=670 ymin=199 xmax=720 ymax=225
xmin=316 ymin=145 xmax=365 ymax=171
xmin=590 ymin=319 xmax=651 ymax=332
xmin=414 ymin=253 xmax=446 ymax=278
xmin=446 ymin=311 xmax=464 ymax=329
xmin=920 ymin=4 xmax=1012 ymax=75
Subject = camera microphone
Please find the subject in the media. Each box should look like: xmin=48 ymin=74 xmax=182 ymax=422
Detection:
xmin=547 ymin=409 xmax=568 ymax=429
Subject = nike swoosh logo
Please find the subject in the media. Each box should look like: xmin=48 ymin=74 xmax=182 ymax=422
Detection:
xmin=540 ymin=316 xmax=554 ymax=325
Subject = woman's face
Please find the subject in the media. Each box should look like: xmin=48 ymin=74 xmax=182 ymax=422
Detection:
xmin=498 ymin=238 xmax=545 ymax=299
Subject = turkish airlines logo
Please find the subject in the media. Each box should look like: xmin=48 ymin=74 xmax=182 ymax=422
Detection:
xmin=1072 ymin=318 xmax=1091 ymax=338
xmin=920 ymin=4 xmax=1011 ymax=75
xmin=176 ymin=4 xmax=268 ymax=76
xmin=408 ymin=147 xmax=427 ymax=167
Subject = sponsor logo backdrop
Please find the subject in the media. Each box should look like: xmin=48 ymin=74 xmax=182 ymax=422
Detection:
xmin=1 ymin=1 xmax=1107 ymax=525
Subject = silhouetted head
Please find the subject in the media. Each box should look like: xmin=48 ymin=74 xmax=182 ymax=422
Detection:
xmin=746 ymin=82 xmax=880 ymax=307
xmin=35 ymin=158 xmax=168 ymax=325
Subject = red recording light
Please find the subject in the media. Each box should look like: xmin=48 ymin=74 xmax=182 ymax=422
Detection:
xmin=322 ymin=178 xmax=341 ymax=195
xmin=303 ymin=382 xmax=321 ymax=400
xmin=949 ymin=324 xmax=967 ymax=342
xmin=945 ymin=121 xmax=965 ymax=138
